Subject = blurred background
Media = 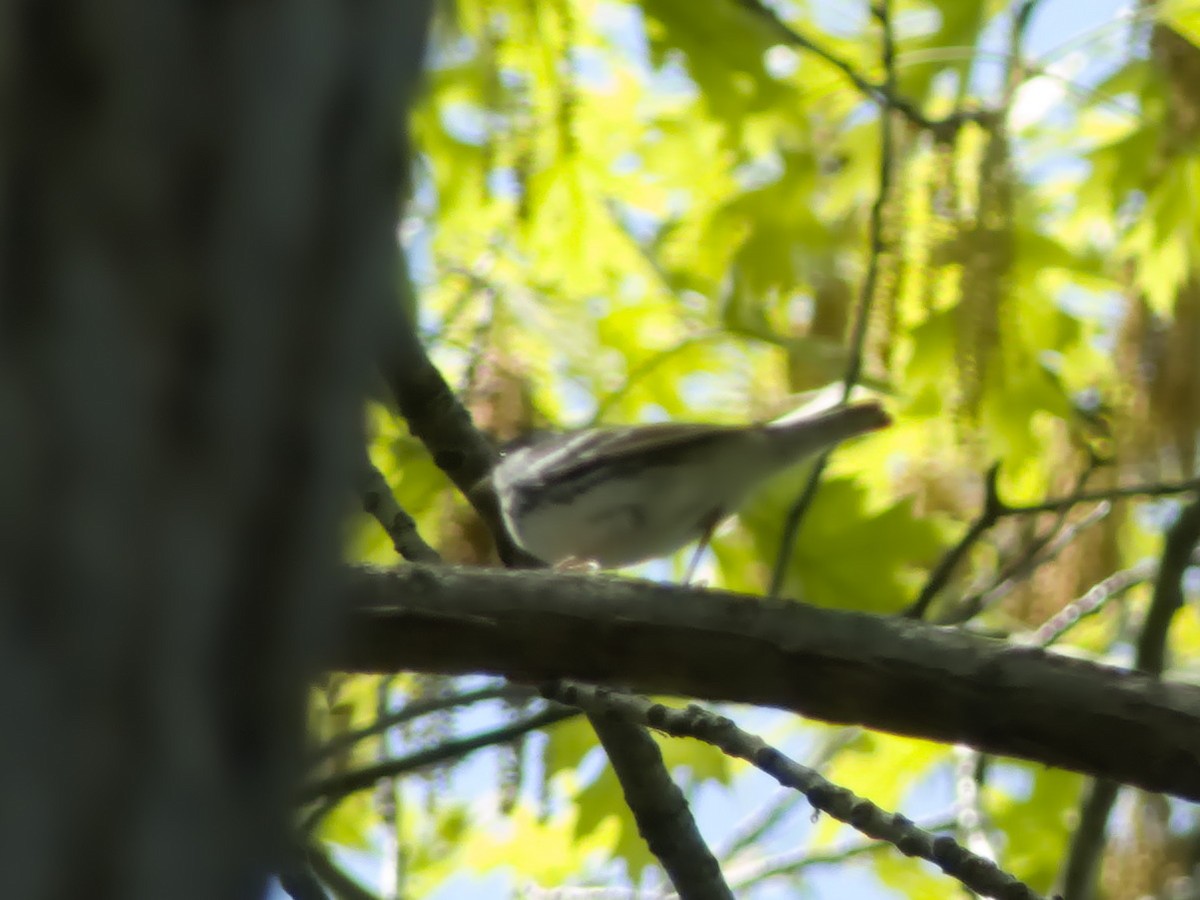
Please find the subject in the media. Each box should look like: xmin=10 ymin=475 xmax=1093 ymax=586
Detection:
xmin=299 ymin=0 xmax=1200 ymax=898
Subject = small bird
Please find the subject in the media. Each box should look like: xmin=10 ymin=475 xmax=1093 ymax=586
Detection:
xmin=481 ymin=400 xmax=890 ymax=570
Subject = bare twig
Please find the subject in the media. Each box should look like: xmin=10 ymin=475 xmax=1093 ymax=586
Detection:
xmin=906 ymin=464 xmax=1005 ymax=619
xmin=359 ymin=459 xmax=442 ymax=564
xmin=952 ymin=449 xmax=1105 ymax=612
xmin=939 ymin=500 xmax=1112 ymax=625
xmin=1022 ymin=558 xmax=1158 ymax=648
xmin=729 ymin=0 xmax=991 ymax=137
xmin=308 ymin=682 xmax=530 ymax=767
xmin=1000 ymin=477 xmax=1200 ymax=517
xmin=544 ymin=682 xmax=736 ymax=900
xmin=719 ymin=727 xmax=863 ymax=860
xmin=548 ymin=683 xmax=1043 ymax=900
xmin=717 ymin=789 xmax=801 ymax=862
xmin=301 ymin=705 xmax=579 ymax=804
xmin=908 ymin=468 xmax=1200 ymax=619
xmin=769 ymin=2 xmax=898 ymax=598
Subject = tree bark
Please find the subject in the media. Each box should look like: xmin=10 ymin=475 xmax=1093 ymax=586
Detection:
xmin=342 ymin=564 xmax=1200 ymax=803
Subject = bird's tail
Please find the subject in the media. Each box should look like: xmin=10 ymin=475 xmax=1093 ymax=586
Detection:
xmin=765 ymin=400 xmax=891 ymax=463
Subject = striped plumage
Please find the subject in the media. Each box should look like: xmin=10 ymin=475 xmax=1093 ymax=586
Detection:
xmin=484 ymin=401 xmax=890 ymax=569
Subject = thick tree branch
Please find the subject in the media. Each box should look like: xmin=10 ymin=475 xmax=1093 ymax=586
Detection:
xmin=339 ymin=564 xmax=1200 ymax=803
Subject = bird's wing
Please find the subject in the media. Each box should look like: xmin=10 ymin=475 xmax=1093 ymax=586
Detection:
xmin=516 ymin=422 xmax=748 ymax=485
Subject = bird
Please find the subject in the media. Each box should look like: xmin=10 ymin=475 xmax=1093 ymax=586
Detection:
xmin=479 ymin=400 xmax=890 ymax=571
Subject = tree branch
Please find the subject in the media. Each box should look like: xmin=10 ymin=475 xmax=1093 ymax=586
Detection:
xmin=552 ymin=686 xmax=735 ymax=900
xmin=727 ymin=815 xmax=957 ymax=890
xmin=549 ymin=683 xmax=1041 ymax=900
xmin=374 ymin=265 xmax=540 ymax=567
xmin=302 ymin=705 xmax=579 ymax=804
xmin=339 ymin=564 xmax=1200 ymax=803
xmin=307 ymin=682 xmax=529 ymax=766
xmin=907 ymin=467 xmax=1200 ymax=619
xmin=359 ymin=459 xmax=442 ymax=563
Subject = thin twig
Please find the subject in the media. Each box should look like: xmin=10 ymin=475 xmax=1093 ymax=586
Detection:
xmin=729 ymin=0 xmax=991 ymax=137
xmin=359 ymin=459 xmax=442 ymax=564
xmin=301 ymin=706 xmax=579 ymax=804
xmin=769 ymin=2 xmax=898 ymax=599
xmin=906 ymin=464 xmax=1004 ymax=619
xmin=907 ymin=469 xmax=1200 ymax=619
xmin=548 ymin=682 xmax=1043 ymax=900
xmin=308 ymin=682 xmax=528 ymax=766
xmin=939 ymin=500 xmax=1112 ymax=625
xmin=717 ymin=789 xmax=802 ymax=862
xmin=726 ymin=815 xmax=958 ymax=891
xmin=1000 ymin=477 xmax=1200 ymax=517
xmin=953 ymin=455 xmax=1106 ymax=619
xmin=1022 ymin=558 xmax=1157 ymax=648
xmin=719 ymin=726 xmax=866 ymax=864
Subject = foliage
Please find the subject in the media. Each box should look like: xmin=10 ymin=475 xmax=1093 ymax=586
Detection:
xmin=306 ymin=1 xmax=1200 ymax=898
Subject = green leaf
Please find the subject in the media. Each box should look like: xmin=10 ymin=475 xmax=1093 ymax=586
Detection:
xmin=739 ymin=476 xmax=944 ymax=613
xmin=574 ymin=765 xmax=656 ymax=878
xmin=1161 ymin=0 xmax=1200 ymax=48
xmin=988 ymin=765 xmax=1082 ymax=890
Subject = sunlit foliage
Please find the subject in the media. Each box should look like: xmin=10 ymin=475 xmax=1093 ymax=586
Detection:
xmin=311 ymin=1 xmax=1200 ymax=897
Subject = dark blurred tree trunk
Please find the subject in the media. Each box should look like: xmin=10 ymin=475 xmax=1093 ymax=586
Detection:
xmin=0 ymin=3 xmax=431 ymax=899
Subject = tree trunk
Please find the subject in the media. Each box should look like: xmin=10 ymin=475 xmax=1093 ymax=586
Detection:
xmin=0 ymin=3 xmax=431 ymax=898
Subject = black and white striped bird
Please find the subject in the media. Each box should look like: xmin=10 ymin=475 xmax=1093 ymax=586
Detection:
xmin=480 ymin=400 xmax=890 ymax=569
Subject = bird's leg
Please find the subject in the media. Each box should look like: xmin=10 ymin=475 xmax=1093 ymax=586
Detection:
xmin=683 ymin=509 xmax=723 ymax=585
